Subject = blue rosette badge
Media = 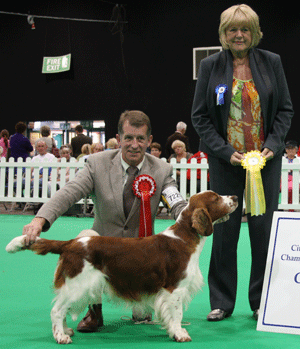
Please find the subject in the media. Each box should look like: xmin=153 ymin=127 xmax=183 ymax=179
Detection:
xmin=215 ymin=84 xmax=228 ymax=105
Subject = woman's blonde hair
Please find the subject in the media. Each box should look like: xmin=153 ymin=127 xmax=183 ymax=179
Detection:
xmin=219 ymin=4 xmax=263 ymax=50
xmin=171 ymin=140 xmax=186 ymax=150
xmin=81 ymin=143 xmax=92 ymax=155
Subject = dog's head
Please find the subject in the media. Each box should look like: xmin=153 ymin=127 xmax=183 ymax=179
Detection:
xmin=188 ymin=190 xmax=238 ymax=237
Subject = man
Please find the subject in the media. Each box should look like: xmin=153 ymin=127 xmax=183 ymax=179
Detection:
xmin=18 ymin=140 xmax=55 ymax=192
xmin=71 ymin=124 xmax=92 ymax=158
xmin=165 ymin=121 xmax=191 ymax=159
xmin=22 ymin=110 xmax=187 ymax=332
xmin=31 ymin=140 xmax=56 ymax=175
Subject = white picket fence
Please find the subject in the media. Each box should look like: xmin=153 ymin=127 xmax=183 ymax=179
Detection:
xmin=0 ymin=156 xmax=298 ymax=210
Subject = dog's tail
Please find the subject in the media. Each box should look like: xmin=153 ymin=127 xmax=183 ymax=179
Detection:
xmin=6 ymin=236 xmax=69 ymax=255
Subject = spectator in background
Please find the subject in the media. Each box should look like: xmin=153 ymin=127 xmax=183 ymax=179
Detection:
xmin=30 ymin=140 xmax=55 ymax=179
xmin=284 ymin=140 xmax=298 ymax=164
xmin=48 ymin=146 xmax=76 ymax=197
xmin=0 ymin=129 xmax=9 ymax=159
xmin=16 ymin=140 xmax=55 ymax=198
xmin=9 ymin=122 xmax=33 ymax=161
xmin=168 ymin=140 xmax=193 ymax=186
xmin=282 ymin=140 xmax=299 ymax=207
xmin=35 ymin=125 xmax=55 ymax=154
xmin=165 ymin=121 xmax=191 ymax=159
xmin=71 ymin=125 xmax=92 ymax=158
xmin=106 ymin=138 xmax=119 ymax=150
xmin=91 ymin=143 xmax=104 ymax=154
xmin=168 ymin=140 xmax=193 ymax=163
xmin=150 ymin=142 xmax=162 ymax=158
xmin=77 ymin=143 xmax=92 ymax=161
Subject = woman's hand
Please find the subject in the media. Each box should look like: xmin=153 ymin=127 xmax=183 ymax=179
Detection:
xmin=261 ymin=148 xmax=274 ymax=161
xmin=230 ymin=152 xmax=245 ymax=166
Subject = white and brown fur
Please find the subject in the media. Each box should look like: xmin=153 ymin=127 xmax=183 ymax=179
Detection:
xmin=6 ymin=190 xmax=238 ymax=344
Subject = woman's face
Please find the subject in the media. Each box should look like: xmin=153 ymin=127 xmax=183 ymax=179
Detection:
xmin=225 ymin=23 xmax=252 ymax=57
xmin=174 ymin=145 xmax=184 ymax=155
xmin=150 ymin=147 xmax=161 ymax=158
xmin=61 ymin=149 xmax=71 ymax=160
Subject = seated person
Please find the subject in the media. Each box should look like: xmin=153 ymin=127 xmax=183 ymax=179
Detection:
xmin=91 ymin=143 xmax=104 ymax=154
xmin=29 ymin=140 xmax=56 ymax=194
xmin=14 ymin=140 xmax=55 ymax=199
xmin=150 ymin=142 xmax=162 ymax=158
xmin=48 ymin=146 xmax=76 ymax=196
xmin=77 ymin=144 xmax=92 ymax=161
xmin=168 ymin=140 xmax=193 ymax=182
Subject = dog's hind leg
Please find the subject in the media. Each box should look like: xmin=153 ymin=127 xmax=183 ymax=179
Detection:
xmin=155 ymin=289 xmax=191 ymax=342
xmin=63 ymin=318 xmax=74 ymax=337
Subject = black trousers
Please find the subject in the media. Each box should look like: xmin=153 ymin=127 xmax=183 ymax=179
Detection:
xmin=207 ymin=154 xmax=282 ymax=313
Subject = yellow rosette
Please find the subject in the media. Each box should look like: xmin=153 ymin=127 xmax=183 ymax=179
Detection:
xmin=241 ymin=151 xmax=266 ymax=216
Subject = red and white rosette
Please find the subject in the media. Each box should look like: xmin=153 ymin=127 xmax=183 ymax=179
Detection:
xmin=133 ymin=174 xmax=156 ymax=238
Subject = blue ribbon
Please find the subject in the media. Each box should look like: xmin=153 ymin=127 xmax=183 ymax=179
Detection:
xmin=215 ymin=84 xmax=228 ymax=105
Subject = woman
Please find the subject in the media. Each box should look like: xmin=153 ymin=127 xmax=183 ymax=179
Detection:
xmin=47 ymin=146 xmax=76 ymax=197
xmin=150 ymin=142 xmax=162 ymax=158
xmin=91 ymin=143 xmax=104 ymax=154
xmin=77 ymin=143 xmax=92 ymax=161
xmin=191 ymin=4 xmax=293 ymax=321
xmin=169 ymin=140 xmax=193 ymax=183
xmin=168 ymin=140 xmax=192 ymax=162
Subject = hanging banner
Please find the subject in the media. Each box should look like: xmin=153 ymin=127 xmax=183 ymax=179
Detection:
xmin=257 ymin=212 xmax=300 ymax=335
xmin=42 ymin=53 xmax=71 ymax=73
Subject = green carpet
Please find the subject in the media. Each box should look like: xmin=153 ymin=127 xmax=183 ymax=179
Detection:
xmin=1 ymin=215 xmax=299 ymax=348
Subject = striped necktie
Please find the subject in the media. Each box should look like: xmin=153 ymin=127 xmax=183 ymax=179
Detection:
xmin=123 ymin=166 xmax=138 ymax=218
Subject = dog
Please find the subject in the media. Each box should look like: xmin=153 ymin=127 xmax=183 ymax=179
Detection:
xmin=6 ymin=190 xmax=238 ymax=344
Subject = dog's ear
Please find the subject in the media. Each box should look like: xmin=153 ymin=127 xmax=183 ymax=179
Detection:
xmin=191 ymin=208 xmax=213 ymax=236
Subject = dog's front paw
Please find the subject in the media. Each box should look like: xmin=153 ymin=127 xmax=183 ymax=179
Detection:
xmin=174 ymin=328 xmax=192 ymax=342
xmin=55 ymin=334 xmax=72 ymax=344
xmin=5 ymin=236 xmax=26 ymax=253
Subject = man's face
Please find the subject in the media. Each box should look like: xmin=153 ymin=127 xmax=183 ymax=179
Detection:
xmin=116 ymin=120 xmax=152 ymax=166
xmin=36 ymin=142 xmax=47 ymax=155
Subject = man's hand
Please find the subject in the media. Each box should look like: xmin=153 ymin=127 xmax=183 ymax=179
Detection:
xmin=230 ymin=152 xmax=245 ymax=166
xmin=22 ymin=217 xmax=46 ymax=247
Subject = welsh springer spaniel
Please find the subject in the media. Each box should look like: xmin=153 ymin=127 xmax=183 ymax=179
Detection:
xmin=6 ymin=190 xmax=238 ymax=344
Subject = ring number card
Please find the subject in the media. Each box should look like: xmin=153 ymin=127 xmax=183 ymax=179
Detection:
xmin=257 ymin=212 xmax=300 ymax=335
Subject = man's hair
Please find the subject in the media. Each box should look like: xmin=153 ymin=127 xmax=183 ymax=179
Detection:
xmin=176 ymin=122 xmax=187 ymax=132
xmin=40 ymin=125 xmax=51 ymax=137
xmin=75 ymin=125 xmax=84 ymax=133
xmin=118 ymin=110 xmax=152 ymax=137
xmin=15 ymin=122 xmax=27 ymax=134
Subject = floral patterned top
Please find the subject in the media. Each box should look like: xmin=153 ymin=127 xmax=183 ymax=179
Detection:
xmin=227 ymin=78 xmax=264 ymax=153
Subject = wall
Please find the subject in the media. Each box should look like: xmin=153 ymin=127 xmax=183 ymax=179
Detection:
xmin=0 ymin=1 xmax=298 ymax=156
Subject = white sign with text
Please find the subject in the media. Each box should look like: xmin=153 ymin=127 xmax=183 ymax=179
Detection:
xmin=257 ymin=212 xmax=300 ymax=335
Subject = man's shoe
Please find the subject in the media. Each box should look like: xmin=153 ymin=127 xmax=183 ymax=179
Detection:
xmin=207 ymin=309 xmax=230 ymax=321
xmin=77 ymin=304 xmax=104 ymax=332
xmin=253 ymin=309 xmax=259 ymax=321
